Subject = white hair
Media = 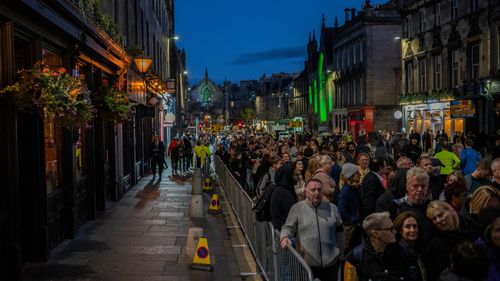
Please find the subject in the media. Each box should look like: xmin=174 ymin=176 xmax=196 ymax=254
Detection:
xmin=406 ymin=167 xmax=429 ymax=184
xmin=362 ymin=212 xmax=391 ymax=234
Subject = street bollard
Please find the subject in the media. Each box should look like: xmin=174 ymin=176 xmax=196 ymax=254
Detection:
xmin=190 ymin=194 xmax=204 ymax=218
xmin=192 ymin=168 xmax=202 ymax=194
xmin=186 ymin=227 xmax=204 ymax=260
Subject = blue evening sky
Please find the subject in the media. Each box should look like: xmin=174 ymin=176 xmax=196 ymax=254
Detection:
xmin=176 ymin=0 xmax=389 ymax=84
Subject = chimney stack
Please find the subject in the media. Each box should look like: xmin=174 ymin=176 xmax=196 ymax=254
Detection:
xmin=344 ymin=8 xmax=350 ymax=23
xmin=351 ymin=8 xmax=356 ymax=20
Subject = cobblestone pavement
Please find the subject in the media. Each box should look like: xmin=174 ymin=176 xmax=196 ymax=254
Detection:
xmin=23 ymin=167 xmax=242 ymax=281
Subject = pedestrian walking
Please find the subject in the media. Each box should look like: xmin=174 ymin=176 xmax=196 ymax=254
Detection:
xmin=168 ymin=137 xmax=179 ymax=175
xmin=150 ymin=135 xmax=165 ymax=179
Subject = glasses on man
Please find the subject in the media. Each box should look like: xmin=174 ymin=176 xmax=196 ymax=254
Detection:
xmin=377 ymin=226 xmax=395 ymax=232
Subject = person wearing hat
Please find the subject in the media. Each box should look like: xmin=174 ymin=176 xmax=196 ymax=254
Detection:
xmin=402 ymin=135 xmax=422 ymax=165
xmin=338 ymin=163 xmax=364 ymax=253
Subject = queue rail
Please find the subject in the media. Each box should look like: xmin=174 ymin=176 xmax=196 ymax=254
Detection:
xmin=213 ymin=156 xmax=316 ymax=281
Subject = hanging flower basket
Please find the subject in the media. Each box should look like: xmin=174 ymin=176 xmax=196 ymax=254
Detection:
xmin=94 ymin=85 xmax=132 ymax=123
xmin=0 ymin=62 xmax=93 ymax=127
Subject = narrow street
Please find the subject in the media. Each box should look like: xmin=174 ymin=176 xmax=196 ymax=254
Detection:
xmin=22 ymin=166 xmax=242 ymax=281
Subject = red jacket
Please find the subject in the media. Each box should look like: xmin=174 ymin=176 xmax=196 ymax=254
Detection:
xmin=168 ymin=140 xmax=177 ymax=156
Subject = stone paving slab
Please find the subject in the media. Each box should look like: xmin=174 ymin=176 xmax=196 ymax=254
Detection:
xmin=22 ymin=168 xmax=244 ymax=281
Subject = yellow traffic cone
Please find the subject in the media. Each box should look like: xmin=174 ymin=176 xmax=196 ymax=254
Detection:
xmin=189 ymin=237 xmax=213 ymax=271
xmin=207 ymin=193 xmax=222 ymax=214
xmin=203 ymin=177 xmax=213 ymax=193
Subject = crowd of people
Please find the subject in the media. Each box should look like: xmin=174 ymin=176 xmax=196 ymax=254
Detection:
xmin=150 ymin=134 xmax=215 ymax=178
xmin=215 ymin=129 xmax=500 ymax=281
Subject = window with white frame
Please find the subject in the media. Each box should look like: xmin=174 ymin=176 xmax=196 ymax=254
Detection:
xmin=420 ymin=9 xmax=426 ymax=33
xmin=471 ymin=0 xmax=479 ymax=12
xmin=419 ymin=58 xmax=426 ymax=91
xmin=451 ymin=49 xmax=460 ymax=87
xmin=435 ymin=3 xmax=441 ymax=26
xmin=452 ymin=0 xmax=459 ymax=20
xmin=434 ymin=55 xmax=442 ymax=89
xmin=498 ymin=26 xmax=500 ymax=71
xmin=470 ymin=44 xmax=480 ymax=81
xmin=342 ymin=49 xmax=346 ymax=69
xmin=359 ymin=42 xmax=364 ymax=62
xmin=353 ymin=42 xmax=357 ymax=65
xmin=406 ymin=61 xmax=413 ymax=93
xmin=360 ymin=77 xmax=365 ymax=104
xmin=347 ymin=45 xmax=351 ymax=67
xmin=406 ymin=16 xmax=412 ymax=38
xmin=355 ymin=78 xmax=361 ymax=105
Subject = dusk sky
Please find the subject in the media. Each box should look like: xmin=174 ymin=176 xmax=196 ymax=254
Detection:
xmin=176 ymin=0 xmax=388 ymax=84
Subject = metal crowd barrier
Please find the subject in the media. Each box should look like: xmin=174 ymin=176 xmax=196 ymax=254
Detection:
xmin=213 ymin=156 xmax=315 ymax=281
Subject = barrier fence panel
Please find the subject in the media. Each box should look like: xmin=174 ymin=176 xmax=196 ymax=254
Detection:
xmin=273 ymin=229 xmax=315 ymax=281
xmin=213 ymin=156 xmax=314 ymax=281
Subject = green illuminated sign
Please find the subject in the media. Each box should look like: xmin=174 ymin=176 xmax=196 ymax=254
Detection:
xmin=314 ymin=79 xmax=318 ymax=113
xmin=318 ymin=53 xmax=327 ymax=122
xmin=201 ymin=85 xmax=212 ymax=105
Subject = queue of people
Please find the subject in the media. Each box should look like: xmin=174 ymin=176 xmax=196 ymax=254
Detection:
xmin=217 ymin=129 xmax=500 ymax=281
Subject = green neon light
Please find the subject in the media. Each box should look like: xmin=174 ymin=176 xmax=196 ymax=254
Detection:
xmin=314 ymin=80 xmax=318 ymax=113
xmin=328 ymin=76 xmax=333 ymax=111
xmin=308 ymin=85 xmax=312 ymax=105
xmin=318 ymin=53 xmax=327 ymax=122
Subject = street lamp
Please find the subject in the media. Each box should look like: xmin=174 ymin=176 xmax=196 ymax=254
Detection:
xmin=169 ymin=35 xmax=179 ymax=41
xmin=133 ymin=55 xmax=153 ymax=74
xmin=183 ymin=70 xmax=188 ymax=75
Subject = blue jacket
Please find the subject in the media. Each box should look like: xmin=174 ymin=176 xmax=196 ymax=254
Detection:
xmin=338 ymin=184 xmax=363 ymax=223
xmin=330 ymin=162 xmax=342 ymax=186
xmin=460 ymin=147 xmax=481 ymax=175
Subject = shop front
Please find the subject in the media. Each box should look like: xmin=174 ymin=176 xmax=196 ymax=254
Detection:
xmin=347 ymin=106 xmax=374 ymax=141
xmin=402 ymin=102 xmax=465 ymax=139
xmin=332 ymin=108 xmax=348 ymax=133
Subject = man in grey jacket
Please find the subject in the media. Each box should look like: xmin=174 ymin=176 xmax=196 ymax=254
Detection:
xmin=280 ymin=179 xmax=345 ymax=281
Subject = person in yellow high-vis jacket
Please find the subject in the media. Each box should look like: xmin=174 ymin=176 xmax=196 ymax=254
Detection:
xmin=194 ymin=141 xmax=212 ymax=167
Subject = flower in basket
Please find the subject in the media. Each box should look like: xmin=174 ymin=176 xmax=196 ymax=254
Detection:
xmin=0 ymin=61 xmax=94 ymax=127
xmin=95 ymin=85 xmax=132 ymax=123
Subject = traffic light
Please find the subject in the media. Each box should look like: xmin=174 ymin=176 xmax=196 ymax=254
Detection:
xmin=198 ymin=123 xmax=202 ymax=129
xmin=237 ymin=121 xmax=243 ymax=129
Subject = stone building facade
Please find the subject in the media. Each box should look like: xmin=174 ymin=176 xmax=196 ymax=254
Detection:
xmin=293 ymin=1 xmax=402 ymax=136
xmin=332 ymin=2 xmax=402 ymax=139
xmin=397 ymin=0 xmax=500 ymax=137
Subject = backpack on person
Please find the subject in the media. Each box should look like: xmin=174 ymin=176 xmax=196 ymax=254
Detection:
xmin=252 ymin=182 xmax=275 ymax=222
xmin=348 ymin=242 xmax=418 ymax=281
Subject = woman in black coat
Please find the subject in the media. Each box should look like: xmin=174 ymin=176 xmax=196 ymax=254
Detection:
xmin=424 ymin=201 xmax=479 ymax=280
xmin=270 ymin=162 xmax=298 ymax=230
xmin=230 ymin=152 xmax=247 ymax=189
